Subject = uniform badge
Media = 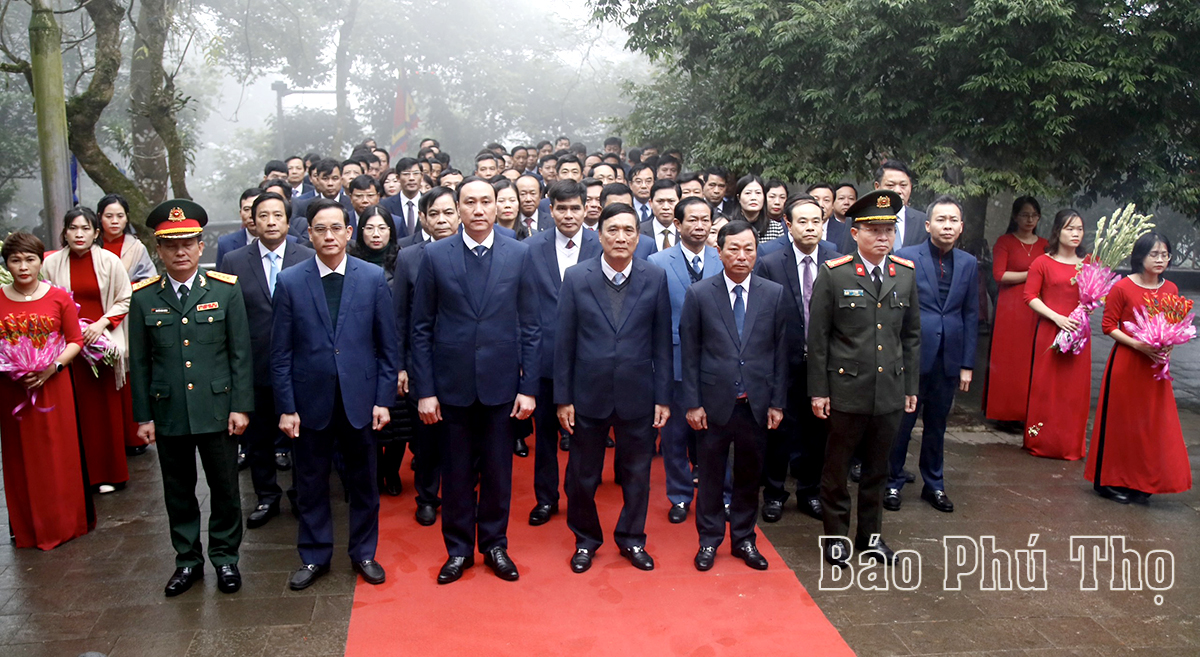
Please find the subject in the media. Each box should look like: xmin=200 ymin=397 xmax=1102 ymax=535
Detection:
xmin=197 ymin=302 xmax=219 ymax=311
xmin=889 ymin=263 xmax=896 ymax=277
xmin=854 ymin=263 xmax=866 ymax=277
xmin=877 ymin=195 xmax=891 ymax=209
xmin=151 ymin=308 xmax=171 ymax=314
xmin=843 ymin=289 xmax=864 ymax=297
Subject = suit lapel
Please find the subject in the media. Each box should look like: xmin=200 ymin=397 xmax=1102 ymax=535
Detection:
xmin=181 ymin=273 xmax=209 ymax=315
xmin=615 ymin=261 xmax=649 ymax=333
xmin=584 ymin=262 xmax=619 ymax=331
xmin=703 ymin=246 xmax=722 ymax=277
xmin=852 ymin=254 xmax=879 ymax=301
xmin=713 ymin=277 xmax=742 ymax=348
xmin=305 ymin=260 xmax=335 ymax=339
xmin=949 ymin=248 xmax=969 ymax=308
xmin=335 ymin=258 xmax=360 ymax=341
xmin=480 ymin=234 xmax=505 ymax=310
xmin=157 ymin=279 xmax=182 ymax=313
xmin=447 ymin=236 xmax=476 ymax=315
xmin=246 ymin=242 xmax=271 ymax=300
xmin=879 ymin=259 xmax=897 ymax=302
xmin=739 ymin=277 xmax=765 ymax=353
xmin=668 ymin=248 xmax=690 ymax=288
xmin=579 ymin=231 xmax=602 ymax=261
xmin=541 ymin=232 xmax=562 ymax=290
xmin=783 ymin=247 xmax=805 ymax=315
xmin=917 ymin=246 xmax=940 ymax=309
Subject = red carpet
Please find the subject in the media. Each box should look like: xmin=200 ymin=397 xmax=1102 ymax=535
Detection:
xmin=345 ymin=439 xmax=851 ymax=656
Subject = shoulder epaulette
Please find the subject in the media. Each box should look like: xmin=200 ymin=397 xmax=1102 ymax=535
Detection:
xmin=132 ymin=275 xmax=160 ymax=292
xmin=889 ymin=254 xmax=915 ymax=269
xmin=206 ymin=271 xmax=238 ymax=285
xmin=825 ymin=254 xmax=853 ymax=268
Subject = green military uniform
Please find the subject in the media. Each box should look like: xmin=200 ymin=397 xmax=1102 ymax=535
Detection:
xmin=806 ymin=190 xmax=920 ymax=551
xmin=128 ymin=201 xmax=254 ymax=571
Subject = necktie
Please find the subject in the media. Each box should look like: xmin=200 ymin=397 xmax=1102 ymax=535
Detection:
xmin=612 ymin=272 xmax=626 ymax=285
xmin=639 ymin=204 xmax=650 ymax=222
xmin=733 ymin=284 xmax=745 ymax=339
xmin=802 ymin=255 xmax=814 ymax=335
xmin=688 ymin=255 xmax=702 ymax=283
xmin=661 ymin=229 xmax=672 ymax=251
xmin=474 ymin=245 xmax=487 ymax=257
xmin=872 ymin=268 xmax=882 ymax=294
xmin=267 ymin=252 xmax=280 ymax=297
xmin=567 ymin=239 xmax=575 ymax=249
xmin=405 ymin=201 xmax=415 ymax=235
xmin=178 ymin=283 xmax=189 ymax=304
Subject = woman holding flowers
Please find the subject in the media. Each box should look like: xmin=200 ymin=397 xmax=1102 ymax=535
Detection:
xmin=0 ymin=232 xmax=91 ymax=549
xmin=44 ymin=208 xmax=134 ymax=493
xmin=1086 ymin=233 xmax=1191 ymax=503
xmin=1022 ymin=210 xmax=1090 ymax=460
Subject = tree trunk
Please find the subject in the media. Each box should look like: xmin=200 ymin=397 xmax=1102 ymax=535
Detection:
xmin=332 ymin=0 xmax=360 ymax=157
xmin=129 ymin=0 xmax=170 ymax=205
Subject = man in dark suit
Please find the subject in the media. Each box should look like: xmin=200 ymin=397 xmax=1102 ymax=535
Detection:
xmin=411 ymin=177 xmax=540 ymax=585
xmin=680 ymin=220 xmax=788 ymax=572
xmin=220 ymin=192 xmax=314 ymax=529
xmin=873 ymin=159 xmax=928 ymax=248
xmin=808 ymin=190 xmax=920 ymax=568
xmin=271 ymin=198 xmax=399 ymax=590
xmin=393 ymin=187 xmax=460 ymax=526
xmin=215 ymin=189 xmax=261 ymax=270
xmin=524 ymin=181 xmax=602 ymax=526
xmin=639 ymin=179 xmax=681 ymax=254
xmin=887 ymin=196 xmax=978 ymax=514
xmin=805 ymin=183 xmax=850 ymax=249
xmin=601 ymin=183 xmax=657 ymax=261
xmin=286 ymin=156 xmax=315 ymax=199
xmin=381 ymin=157 xmax=423 ymax=238
xmin=755 ymin=197 xmax=841 ymax=524
xmin=290 ymin=159 xmax=356 ymax=241
xmin=514 ymin=174 xmax=547 ymax=236
xmin=648 ymin=197 xmax=722 ymax=524
xmin=555 ymin=203 xmax=672 ymax=573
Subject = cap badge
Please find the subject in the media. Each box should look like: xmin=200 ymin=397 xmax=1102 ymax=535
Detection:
xmin=168 ymin=207 xmax=186 ymax=222
xmin=876 ymin=196 xmax=891 ymax=209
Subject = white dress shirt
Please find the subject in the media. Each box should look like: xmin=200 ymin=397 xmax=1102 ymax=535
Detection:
xmin=555 ymin=228 xmax=582 ymax=281
xmin=651 ymin=220 xmax=679 ymax=252
xmin=463 ymin=228 xmax=495 ymax=253
xmin=167 ymin=272 xmax=198 ymax=297
xmin=724 ymin=272 xmax=751 ymax=309
xmin=681 ymin=243 xmax=705 ymax=271
xmin=601 ymin=256 xmax=633 ymax=283
xmin=895 ymin=206 xmax=907 ymax=247
xmin=633 ymin=199 xmax=653 ymax=223
xmin=857 ymin=250 xmax=884 ymax=281
xmin=259 ymin=240 xmax=287 ymax=282
xmin=316 ymin=253 xmax=348 ymax=277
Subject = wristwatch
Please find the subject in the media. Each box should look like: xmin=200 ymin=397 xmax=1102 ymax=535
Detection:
xmin=54 ymin=362 xmax=64 ymax=374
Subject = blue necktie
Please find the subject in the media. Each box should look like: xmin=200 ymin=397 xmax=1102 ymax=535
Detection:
xmin=474 ymin=245 xmax=487 ymax=257
xmin=733 ymin=284 xmax=745 ymax=339
xmin=267 ymin=252 xmax=280 ymax=297
xmin=639 ymin=204 xmax=650 ymax=222
xmin=612 ymin=272 xmax=626 ymax=285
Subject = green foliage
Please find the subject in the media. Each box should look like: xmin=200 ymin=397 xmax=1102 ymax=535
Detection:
xmin=596 ymin=0 xmax=1200 ymax=217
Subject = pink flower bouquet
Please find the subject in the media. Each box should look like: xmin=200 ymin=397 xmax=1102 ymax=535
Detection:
xmin=1122 ymin=293 xmax=1196 ymax=381
xmin=78 ymin=318 xmax=120 ymax=378
xmin=0 ymin=329 xmax=65 ymax=417
xmin=1050 ymin=261 xmax=1119 ymax=355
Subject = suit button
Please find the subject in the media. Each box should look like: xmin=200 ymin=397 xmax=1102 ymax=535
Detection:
xmin=182 ymin=317 xmax=188 ymax=324
xmin=208 ymin=316 xmax=214 ymax=323
xmin=838 ymin=368 xmax=844 ymax=374
xmin=877 ymin=323 xmax=882 ymax=330
xmin=739 ymin=360 xmax=745 ymax=366
xmin=185 ymin=361 xmax=192 ymax=368
xmin=878 ymin=367 xmax=883 ymax=373
xmin=187 ymin=383 xmax=194 ymax=390
xmin=183 ymin=340 xmax=189 ymax=346
xmin=877 ymin=345 xmax=882 ymax=351
xmin=850 ymin=302 xmax=855 ymax=308
xmin=335 ymin=349 xmax=340 ymax=355
xmin=155 ymin=320 xmax=162 ymax=326
xmin=877 ymin=302 xmax=882 ymax=308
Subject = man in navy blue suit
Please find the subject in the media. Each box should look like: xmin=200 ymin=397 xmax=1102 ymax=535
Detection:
xmin=215 ymin=189 xmax=261 ymax=270
xmin=411 ymin=177 xmax=540 ymax=585
xmin=681 ymin=220 xmax=788 ymax=572
xmin=755 ymin=197 xmax=841 ymax=524
xmin=271 ymin=197 xmax=399 ymax=591
xmin=600 ymin=183 xmax=656 ymax=261
xmin=887 ymin=196 xmax=978 ymax=514
xmin=648 ymin=197 xmax=722 ymax=524
xmin=555 ymin=203 xmax=672 ymax=573
xmin=290 ymin=159 xmax=356 ymax=242
xmin=524 ymin=180 xmax=601 ymax=526
xmin=381 ymin=157 xmax=423 ymax=239
xmin=220 ymin=192 xmax=313 ymax=529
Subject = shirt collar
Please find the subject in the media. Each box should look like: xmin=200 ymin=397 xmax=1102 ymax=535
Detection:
xmin=857 ymin=250 xmax=883 ymax=277
xmin=680 ymin=242 xmax=704 ymax=266
xmin=555 ymin=227 xmax=580 ymax=248
xmin=258 ymin=239 xmax=287 ymax=260
xmin=167 ymin=271 xmax=198 ymax=295
xmin=316 ymin=254 xmax=347 ymax=277
xmin=462 ymin=228 xmax=495 ymax=251
xmin=724 ymin=272 xmax=750 ymax=295
xmin=793 ymin=241 xmax=817 ymax=263
xmin=601 ymin=256 xmax=633 ymax=282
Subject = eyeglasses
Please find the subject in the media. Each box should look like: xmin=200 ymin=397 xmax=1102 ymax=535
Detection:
xmin=1017 ymin=213 xmax=1040 ymax=220
xmin=1147 ymin=251 xmax=1170 ymax=261
xmin=362 ymin=226 xmax=389 ymax=234
xmin=311 ymin=225 xmax=347 ymax=235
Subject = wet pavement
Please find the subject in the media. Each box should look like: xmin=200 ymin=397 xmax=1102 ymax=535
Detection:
xmin=0 ymin=283 xmax=1196 ymax=656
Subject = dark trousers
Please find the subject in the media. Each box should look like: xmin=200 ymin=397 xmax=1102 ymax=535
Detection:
xmin=890 ymin=371 xmax=955 ymax=491
xmin=661 ymin=380 xmax=696 ymax=506
xmin=246 ymin=386 xmax=284 ymax=507
xmin=157 ymin=431 xmax=242 ymax=568
xmin=441 ymin=401 xmax=513 ymax=557
xmin=697 ymin=402 xmax=767 ymax=549
xmin=763 ymin=369 xmax=827 ymax=504
xmin=292 ymin=391 xmax=379 ymax=565
xmin=821 ymin=409 xmax=902 ymax=545
xmin=566 ymin=411 xmax=656 ymax=551
xmin=532 ymin=378 xmax=561 ymax=506
xmin=408 ymin=397 xmax=442 ymax=507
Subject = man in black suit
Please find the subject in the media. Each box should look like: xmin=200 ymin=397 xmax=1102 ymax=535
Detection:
xmin=290 ymin=158 xmax=355 ymax=241
xmin=381 ymin=158 xmax=423 ymax=238
xmin=285 ymin=156 xmax=315 ymax=199
xmin=220 ymin=192 xmax=314 ymax=528
xmin=873 ymin=159 xmax=928 ymax=248
xmin=680 ymin=220 xmax=788 ymax=572
xmin=702 ymin=167 xmax=734 ymax=217
xmin=755 ymin=197 xmax=840 ymax=524
xmin=555 ymin=203 xmax=672 ymax=573
xmin=393 ymin=187 xmax=460 ymax=526
xmin=639 ymin=179 xmax=680 ymax=254
xmin=524 ymin=181 xmax=602 ymax=526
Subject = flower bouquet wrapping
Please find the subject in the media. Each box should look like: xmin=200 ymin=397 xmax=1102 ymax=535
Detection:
xmin=1122 ymin=293 xmax=1196 ymax=381
xmin=1051 ymin=204 xmax=1154 ymax=354
xmin=78 ymin=318 xmax=120 ymax=377
xmin=0 ymin=314 xmax=65 ymax=417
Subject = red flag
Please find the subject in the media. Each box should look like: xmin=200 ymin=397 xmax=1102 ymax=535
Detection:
xmin=389 ymin=74 xmax=419 ymax=160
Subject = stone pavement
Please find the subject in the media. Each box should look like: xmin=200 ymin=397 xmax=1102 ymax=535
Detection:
xmin=0 ymin=284 xmax=1195 ymax=656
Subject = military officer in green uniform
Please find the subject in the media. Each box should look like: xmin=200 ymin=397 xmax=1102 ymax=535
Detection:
xmin=129 ymin=199 xmax=254 ymax=597
xmin=807 ymin=190 xmax=920 ymax=568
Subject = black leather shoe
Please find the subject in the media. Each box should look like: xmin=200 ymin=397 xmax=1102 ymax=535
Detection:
xmin=761 ymin=500 xmax=784 ymax=523
xmin=484 ymin=546 xmax=519 ymax=581
xmin=668 ymin=502 xmax=689 ymax=524
xmin=559 ymin=436 xmax=570 ymax=451
xmin=903 ymin=469 xmax=916 ymax=484
xmin=733 ymin=541 xmax=769 ymax=570
xmin=288 ymin=563 xmax=330 ymax=591
xmin=883 ymin=487 xmax=902 ymax=511
xmin=383 ymin=478 xmax=402 ymax=497
xmin=849 ymin=462 xmax=862 ymax=482
xmin=620 ymin=545 xmax=655 ymax=571
xmin=570 ymin=548 xmax=593 ymax=573
xmin=921 ymin=489 xmax=955 ymax=513
xmin=415 ymin=504 xmax=437 ymax=526
xmin=1096 ymin=485 xmax=1131 ymax=504
xmin=694 ymin=546 xmax=716 ymax=571
xmin=605 ymin=436 xmax=615 ymax=448
xmin=1126 ymin=489 xmax=1152 ymax=504
xmin=514 ymin=436 xmax=529 ymax=457
xmin=126 ymin=444 xmax=148 ymax=456
xmin=437 ymin=556 xmax=473 ymax=584
xmin=164 ymin=566 xmax=203 ymax=597
xmin=855 ymin=537 xmax=897 ymax=565
xmin=355 ymin=559 xmax=386 ymax=585
xmin=799 ymin=497 xmax=823 ymax=520
xmin=823 ymin=538 xmax=851 ymax=568
xmin=216 ymin=564 xmax=241 ymax=594
xmin=275 ymin=450 xmax=292 ymax=471
xmin=246 ymin=502 xmax=280 ymax=529
xmin=528 ymin=502 xmax=558 ymax=526
xmin=237 ymin=448 xmax=248 ymax=471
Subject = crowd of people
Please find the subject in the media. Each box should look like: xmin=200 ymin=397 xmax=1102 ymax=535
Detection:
xmin=0 ymin=135 xmax=1190 ymax=596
